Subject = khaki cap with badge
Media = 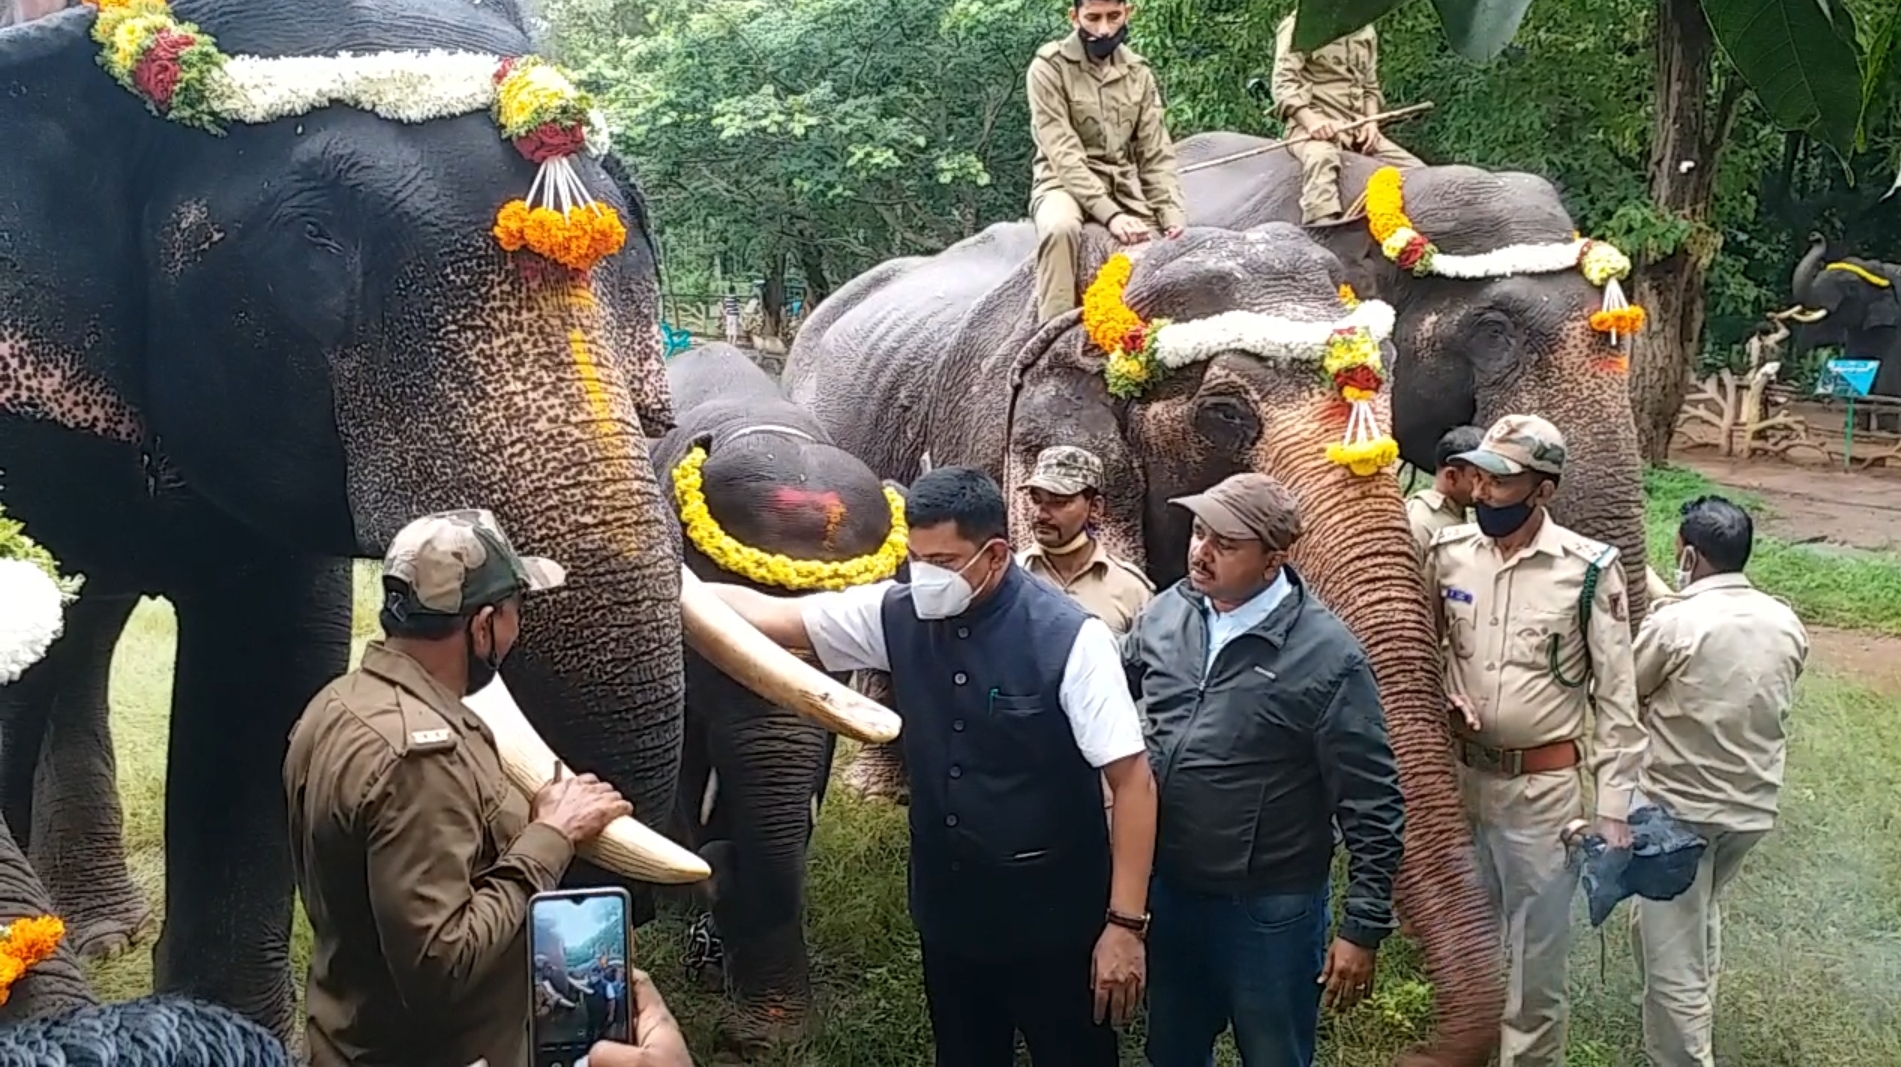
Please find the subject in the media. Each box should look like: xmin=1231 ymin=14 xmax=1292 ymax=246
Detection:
xmin=1454 ymin=414 xmax=1568 ymax=477
xmin=1167 ymin=473 xmax=1304 ymax=550
xmin=382 ymin=508 xmax=566 ymax=621
xmin=1021 ymin=445 xmax=1105 ymax=496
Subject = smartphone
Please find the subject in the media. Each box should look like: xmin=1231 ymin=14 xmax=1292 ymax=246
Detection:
xmin=528 ymin=887 xmax=634 ymax=1067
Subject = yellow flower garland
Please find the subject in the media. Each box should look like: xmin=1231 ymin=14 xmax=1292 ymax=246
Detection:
xmin=0 ymin=915 xmax=64 ymax=1006
xmin=672 ymin=446 xmax=907 ymax=591
xmin=1081 ymin=253 xmax=1173 ymax=399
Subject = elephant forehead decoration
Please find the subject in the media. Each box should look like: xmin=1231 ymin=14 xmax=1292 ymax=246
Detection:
xmin=83 ymin=0 xmax=626 ymax=276
xmin=1081 ymin=254 xmax=1402 ymax=477
xmin=671 ymin=446 xmax=911 ymax=592
xmin=1362 ymin=166 xmax=1646 ymax=355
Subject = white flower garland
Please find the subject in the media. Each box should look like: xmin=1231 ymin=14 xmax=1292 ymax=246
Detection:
xmin=0 ymin=560 xmax=66 ymax=687
xmin=205 ymin=50 xmax=612 ymax=148
xmin=1149 ymin=299 xmax=1397 ymax=371
xmin=1410 ymin=238 xmax=1592 ymax=280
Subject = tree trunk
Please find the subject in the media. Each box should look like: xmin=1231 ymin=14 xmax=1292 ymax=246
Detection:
xmin=760 ymin=252 xmax=787 ymax=341
xmin=796 ymin=244 xmax=831 ymax=305
xmin=1629 ymin=0 xmax=1741 ymax=463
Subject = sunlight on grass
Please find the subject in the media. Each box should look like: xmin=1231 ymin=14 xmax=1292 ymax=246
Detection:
xmin=77 ymin=543 xmax=1901 ymax=1064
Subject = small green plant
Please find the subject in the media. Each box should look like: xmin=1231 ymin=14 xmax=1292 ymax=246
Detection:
xmin=0 ymin=495 xmax=82 ymax=597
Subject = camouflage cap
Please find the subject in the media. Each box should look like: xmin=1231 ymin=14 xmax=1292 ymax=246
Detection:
xmin=1455 ymin=414 xmax=1568 ymax=477
xmin=382 ymin=509 xmax=565 ymax=620
xmin=1021 ymin=446 xmax=1103 ymax=496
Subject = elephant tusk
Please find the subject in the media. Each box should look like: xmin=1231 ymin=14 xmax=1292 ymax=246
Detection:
xmin=1785 ymin=306 xmax=1829 ymax=323
xmin=461 ymin=676 xmax=713 ymax=884
xmin=678 ymin=565 xmax=903 ymax=744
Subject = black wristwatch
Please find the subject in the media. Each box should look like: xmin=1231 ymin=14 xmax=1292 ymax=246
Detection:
xmin=1106 ymin=908 xmax=1150 ymax=939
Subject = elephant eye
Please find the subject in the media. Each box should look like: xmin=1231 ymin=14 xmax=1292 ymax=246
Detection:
xmin=302 ymin=219 xmax=343 ymax=253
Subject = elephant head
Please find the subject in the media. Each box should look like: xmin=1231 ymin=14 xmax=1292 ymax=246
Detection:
xmin=0 ymin=0 xmax=889 ymax=886
xmin=1180 ymin=141 xmax=1650 ymax=627
xmin=1789 ymin=231 xmax=1901 ymax=362
xmin=997 ymin=223 xmax=1502 ymax=1066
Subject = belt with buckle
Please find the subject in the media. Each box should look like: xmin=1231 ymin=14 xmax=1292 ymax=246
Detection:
xmin=1453 ymin=737 xmax=1580 ymax=776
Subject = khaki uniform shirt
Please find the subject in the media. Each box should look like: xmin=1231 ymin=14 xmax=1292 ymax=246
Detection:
xmin=1027 ymin=34 xmax=1186 ymax=230
xmin=1270 ymin=15 xmax=1384 ymax=125
xmin=1405 ymin=489 xmax=1467 ymax=560
xmin=1633 ymin=573 xmax=1808 ymax=832
xmin=1018 ymin=539 xmax=1155 ymax=636
xmin=1424 ymin=516 xmax=1646 ymax=820
xmin=285 ymin=643 xmax=574 ymax=1067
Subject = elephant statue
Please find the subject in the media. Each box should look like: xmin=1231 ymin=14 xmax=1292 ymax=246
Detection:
xmin=784 ymin=221 xmax=1504 ymax=1067
xmin=1177 ymin=134 xmax=1651 ymax=626
xmin=1788 ymin=231 xmax=1901 ymax=398
xmin=0 ymin=0 xmax=891 ymax=1040
xmin=650 ymin=343 xmax=906 ymax=1049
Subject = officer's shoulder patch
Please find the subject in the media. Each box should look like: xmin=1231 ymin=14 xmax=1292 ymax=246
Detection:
xmin=1106 ymin=555 xmax=1156 ymax=592
xmin=1609 ymin=590 xmax=1627 ymax=622
xmin=1428 ymin=522 xmax=1481 ymax=550
xmin=392 ymin=692 xmax=461 ymax=757
xmin=1032 ymin=40 xmax=1064 ymax=62
xmin=1563 ymin=535 xmax=1619 ymax=567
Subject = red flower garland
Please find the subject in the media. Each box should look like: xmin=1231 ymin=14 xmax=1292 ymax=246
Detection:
xmin=514 ymin=123 xmax=587 ymax=164
xmin=132 ymin=28 xmax=196 ymax=109
xmin=1332 ymin=364 xmax=1382 ymax=395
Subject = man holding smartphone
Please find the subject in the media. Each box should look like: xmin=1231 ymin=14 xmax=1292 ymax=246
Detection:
xmin=286 ymin=510 xmax=634 ymax=1067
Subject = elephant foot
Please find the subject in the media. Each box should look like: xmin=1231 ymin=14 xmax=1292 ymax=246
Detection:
xmin=64 ymin=893 xmax=158 ymax=962
xmin=718 ymin=994 xmax=811 ymax=1056
xmin=683 ymin=913 xmax=727 ymax=994
xmin=841 ymin=742 xmax=908 ymax=803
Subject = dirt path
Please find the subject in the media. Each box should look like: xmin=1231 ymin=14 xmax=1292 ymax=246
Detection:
xmin=1676 ymin=455 xmax=1901 ymax=552
xmin=1805 ymin=626 xmax=1901 ymax=693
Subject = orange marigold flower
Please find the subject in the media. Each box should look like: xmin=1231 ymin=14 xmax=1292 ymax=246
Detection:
xmin=492 ymin=200 xmax=531 ymax=252
xmin=1081 ymin=253 xmax=1143 ymax=356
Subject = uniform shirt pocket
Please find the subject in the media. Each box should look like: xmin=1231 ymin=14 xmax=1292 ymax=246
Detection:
xmin=1445 ymin=601 xmax=1480 ymax=661
xmin=1510 ymin=608 xmax=1575 ymax=668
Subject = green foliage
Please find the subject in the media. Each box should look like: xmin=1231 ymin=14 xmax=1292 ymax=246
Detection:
xmin=573 ymin=0 xmax=1062 ymax=294
xmin=1701 ymin=0 xmax=1865 ymax=155
xmin=0 ymin=498 xmax=80 ymax=596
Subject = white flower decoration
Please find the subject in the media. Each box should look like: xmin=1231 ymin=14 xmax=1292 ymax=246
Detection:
xmin=0 ymin=560 xmax=66 ymax=687
xmin=1149 ymin=299 xmax=1397 ymax=371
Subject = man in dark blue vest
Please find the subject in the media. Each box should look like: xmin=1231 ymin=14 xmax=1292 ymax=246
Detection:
xmin=708 ymin=466 xmax=1158 ymax=1065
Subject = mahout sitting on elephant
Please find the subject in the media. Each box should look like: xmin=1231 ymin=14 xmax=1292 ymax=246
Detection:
xmin=785 ymin=220 xmax=1503 ymax=1066
xmin=1177 ymin=134 xmax=1652 ymax=627
xmin=654 ymin=343 xmax=907 ymax=1050
xmin=0 ymin=0 xmax=892 ymax=1040
xmin=1787 ymin=230 xmax=1901 ymax=397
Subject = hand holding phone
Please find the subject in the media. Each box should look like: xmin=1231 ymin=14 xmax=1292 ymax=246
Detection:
xmin=529 ymin=887 xmax=635 ymax=1067
xmin=583 ymin=970 xmax=692 ymax=1067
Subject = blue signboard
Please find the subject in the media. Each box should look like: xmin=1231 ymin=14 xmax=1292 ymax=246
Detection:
xmin=1818 ymin=358 xmax=1880 ymax=398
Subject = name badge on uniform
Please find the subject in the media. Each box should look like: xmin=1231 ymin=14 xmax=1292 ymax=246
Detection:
xmin=1444 ymin=588 xmax=1474 ymax=604
xmin=410 ymin=728 xmax=452 ymax=747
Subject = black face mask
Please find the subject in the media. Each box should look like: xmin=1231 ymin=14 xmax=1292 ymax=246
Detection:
xmin=1078 ymin=24 xmax=1127 ymax=60
xmin=1474 ymin=497 xmax=1537 ymax=539
xmin=464 ymin=618 xmax=508 ymax=695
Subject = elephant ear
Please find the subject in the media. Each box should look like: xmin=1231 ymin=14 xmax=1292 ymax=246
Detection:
xmin=1869 ymin=287 xmax=1901 ymax=330
xmin=1002 ymin=306 xmax=1150 ymax=571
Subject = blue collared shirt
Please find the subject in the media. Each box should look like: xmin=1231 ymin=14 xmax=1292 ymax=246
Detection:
xmin=1201 ymin=570 xmax=1292 ymax=674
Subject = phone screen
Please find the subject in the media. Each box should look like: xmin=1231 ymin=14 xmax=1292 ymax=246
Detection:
xmin=529 ymin=888 xmax=633 ymax=1067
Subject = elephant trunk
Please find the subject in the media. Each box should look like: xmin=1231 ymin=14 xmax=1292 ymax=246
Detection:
xmin=1792 ymin=235 xmax=1828 ymax=308
xmin=1261 ymin=430 xmax=1503 ymax=1067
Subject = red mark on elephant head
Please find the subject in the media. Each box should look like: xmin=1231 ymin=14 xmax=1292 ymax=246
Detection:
xmin=769 ymin=487 xmax=851 ymax=551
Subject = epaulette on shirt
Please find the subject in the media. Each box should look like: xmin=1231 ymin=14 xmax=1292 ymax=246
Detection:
xmin=393 ymin=691 xmax=461 ymax=758
xmin=1426 ymin=522 xmax=1482 ymax=551
xmin=1105 ymin=555 xmax=1157 ymax=592
xmin=1560 ymin=535 xmax=1620 ymax=569
xmin=1033 ymin=39 xmax=1066 ymax=62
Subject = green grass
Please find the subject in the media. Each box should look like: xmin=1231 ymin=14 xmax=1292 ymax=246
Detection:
xmin=1642 ymin=465 xmax=1901 ymax=634
xmin=77 ymin=484 xmax=1901 ymax=1065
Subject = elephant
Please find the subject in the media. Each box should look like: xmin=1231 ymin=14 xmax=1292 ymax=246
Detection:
xmin=650 ymin=342 xmax=905 ymax=1049
xmin=0 ymin=0 xmax=889 ymax=1039
xmin=1788 ymin=231 xmax=1901 ymax=398
xmin=1176 ymin=133 xmax=1652 ymax=627
xmin=784 ymin=220 xmax=1504 ymax=1066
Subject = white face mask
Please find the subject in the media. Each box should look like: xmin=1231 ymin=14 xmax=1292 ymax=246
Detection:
xmin=909 ymin=546 xmax=995 ymax=620
xmin=1674 ymin=547 xmax=1697 ymax=590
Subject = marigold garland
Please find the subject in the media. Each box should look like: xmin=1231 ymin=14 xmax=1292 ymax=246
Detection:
xmin=1320 ymin=328 xmax=1400 ymax=476
xmin=0 ymin=915 xmax=65 ymax=1006
xmin=82 ymin=0 xmax=625 ymax=277
xmin=1364 ymin=166 xmax=1644 ymax=348
xmin=1082 ymin=254 xmax=1174 ymax=399
xmin=672 ymin=447 xmax=908 ymax=592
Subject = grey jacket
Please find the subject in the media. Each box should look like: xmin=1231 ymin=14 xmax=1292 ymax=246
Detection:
xmin=1123 ymin=568 xmax=1405 ymax=948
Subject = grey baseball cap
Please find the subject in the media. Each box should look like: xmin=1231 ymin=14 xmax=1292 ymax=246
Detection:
xmin=1021 ymin=446 xmax=1104 ymax=496
xmin=1169 ymin=473 xmax=1304 ymax=550
xmin=382 ymin=508 xmax=565 ymax=620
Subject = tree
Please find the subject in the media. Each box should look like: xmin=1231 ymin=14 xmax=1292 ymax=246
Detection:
xmin=564 ymin=0 xmax=1059 ymax=321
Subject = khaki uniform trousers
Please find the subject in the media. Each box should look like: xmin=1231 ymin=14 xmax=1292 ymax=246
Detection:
xmin=1032 ymin=190 xmax=1090 ymax=322
xmin=1294 ymin=134 xmax=1422 ymax=224
xmin=1460 ymin=763 xmax=1582 ymax=1067
xmin=1629 ymin=826 xmax=1767 ymax=1067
